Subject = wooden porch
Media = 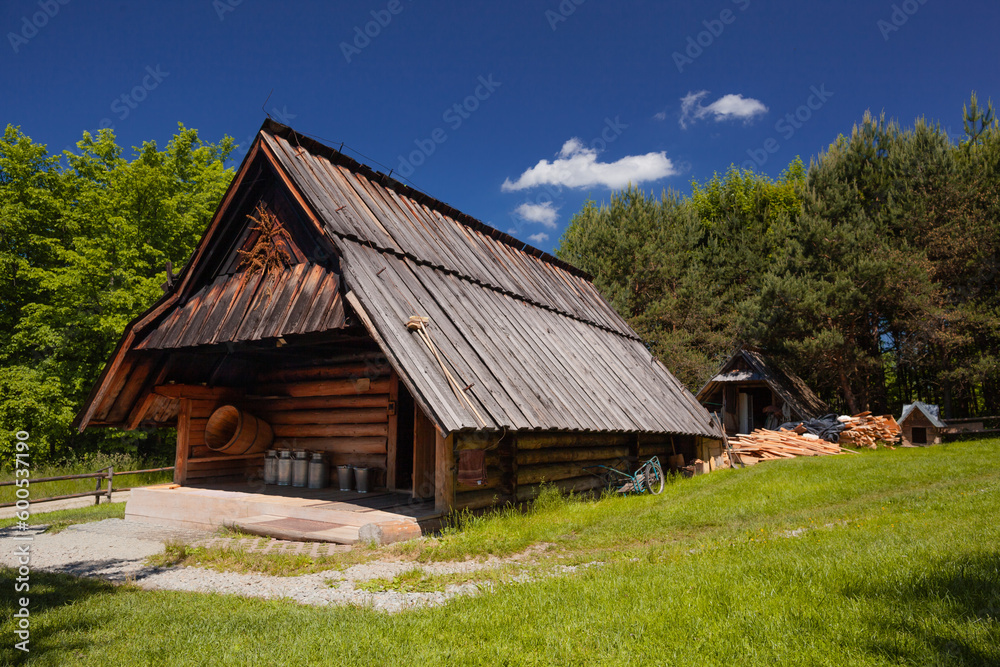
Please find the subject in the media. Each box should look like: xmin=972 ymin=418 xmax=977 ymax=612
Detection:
xmin=125 ymin=482 xmax=440 ymax=545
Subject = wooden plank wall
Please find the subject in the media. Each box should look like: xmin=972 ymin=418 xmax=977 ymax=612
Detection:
xmin=183 ymin=394 xmax=264 ymax=484
xmin=245 ymin=357 xmax=392 ymax=485
xmin=452 ymin=431 xmax=513 ymax=511
xmin=450 ymin=431 xmax=705 ymax=511
xmin=168 ymin=355 xmax=392 ymax=486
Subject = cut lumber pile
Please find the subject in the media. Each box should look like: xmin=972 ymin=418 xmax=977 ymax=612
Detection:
xmin=729 ymin=428 xmax=842 ymax=463
xmin=728 ymin=413 xmax=904 ymax=465
xmin=837 ymin=412 xmax=901 ymax=449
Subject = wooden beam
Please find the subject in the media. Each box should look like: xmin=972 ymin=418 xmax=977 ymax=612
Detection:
xmin=174 ymin=399 xmax=192 ymax=485
xmin=412 ymin=406 xmax=436 ymax=500
xmin=76 ymin=293 xmax=179 ymax=431
xmin=271 ymin=423 xmax=387 ymax=438
xmin=153 ymin=384 xmax=243 ymax=400
xmin=386 ymin=372 xmax=399 ymax=491
xmin=242 ymin=394 xmax=388 ymax=411
xmin=125 ymin=358 xmax=172 ymax=430
xmin=256 ymin=377 xmax=389 ymax=398
xmin=435 ymin=428 xmax=455 ymax=514
xmin=257 ymin=409 xmax=388 ymax=425
xmin=125 ymin=392 xmax=160 ymax=431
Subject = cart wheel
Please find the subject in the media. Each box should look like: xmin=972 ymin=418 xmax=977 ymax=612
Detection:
xmin=645 ymin=460 xmax=664 ymax=495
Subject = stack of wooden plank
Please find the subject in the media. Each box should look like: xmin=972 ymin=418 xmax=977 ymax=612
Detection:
xmin=837 ymin=412 xmax=901 ymax=449
xmin=729 ymin=428 xmax=843 ymax=464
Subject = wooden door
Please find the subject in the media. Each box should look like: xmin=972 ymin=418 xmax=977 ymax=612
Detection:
xmin=412 ymin=406 xmax=436 ymax=499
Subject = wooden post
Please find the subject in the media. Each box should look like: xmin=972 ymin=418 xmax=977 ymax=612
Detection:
xmin=435 ymin=429 xmax=455 ymax=514
xmin=174 ymin=398 xmax=191 ymax=485
xmin=386 ymin=372 xmax=399 ymax=491
xmin=412 ymin=406 xmax=436 ymax=499
xmin=628 ymin=433 xmax=640 ymax=466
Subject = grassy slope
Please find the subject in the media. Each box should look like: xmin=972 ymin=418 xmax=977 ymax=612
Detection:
xmin=2 ymin=441 xmax=998 ymax=666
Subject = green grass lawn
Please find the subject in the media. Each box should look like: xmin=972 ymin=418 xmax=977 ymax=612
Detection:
xmin=2 ymin=441 xmax=998 ymax=666
xmin=0 ymin=502 xmax=127 ymax=532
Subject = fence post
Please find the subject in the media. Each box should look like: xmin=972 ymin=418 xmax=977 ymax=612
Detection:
xmin=106 ymin=466 xmax=114 ymax=503
xmin=94 ymin=470 xmax=103 ymax=505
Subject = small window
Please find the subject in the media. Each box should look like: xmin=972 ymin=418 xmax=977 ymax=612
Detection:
xmin=911 ymin=427 xmax=927 ymax=444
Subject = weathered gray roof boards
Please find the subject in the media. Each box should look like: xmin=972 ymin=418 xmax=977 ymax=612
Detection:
xmin=260 ymin=123 xmax=717 ymax=437
xmin=260 ymin=129 xmax=634 ymax=337
xmin=899 ymin=402 xmax=946 ymax=428
xmin=696 ymin=346 xmax=829 ymax=420
xmin=76 ymin=120 xmax=721 ymax=439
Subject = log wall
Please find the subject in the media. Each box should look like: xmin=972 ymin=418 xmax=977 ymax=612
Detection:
xmin=170 ymin=353 xmax=393 ymax=486
xmin=178 ymin=391 xmax=264 ymax=484
xmin=246 ymin=358 xmax=392 ymax=485
xmin=449 ymin=431 xmax=712 ymax=512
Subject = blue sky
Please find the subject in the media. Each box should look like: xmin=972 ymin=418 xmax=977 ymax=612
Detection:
xmin=3 ymin=0 xmax=998 ymax=253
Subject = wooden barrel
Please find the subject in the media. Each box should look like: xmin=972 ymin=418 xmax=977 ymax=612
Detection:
xmin=205 ymin=406 xmax=273 ymax=455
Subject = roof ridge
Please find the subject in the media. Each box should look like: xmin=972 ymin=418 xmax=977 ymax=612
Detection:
xmin=259 ymin=119 xmax=593 ymax=281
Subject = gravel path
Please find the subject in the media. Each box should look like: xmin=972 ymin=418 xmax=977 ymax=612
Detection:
xmin=0 ymin=519 xmax=561 ymax=612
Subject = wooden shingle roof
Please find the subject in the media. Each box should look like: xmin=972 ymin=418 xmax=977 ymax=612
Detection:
xmin=696 ymin=346 xmax=828 ymax=420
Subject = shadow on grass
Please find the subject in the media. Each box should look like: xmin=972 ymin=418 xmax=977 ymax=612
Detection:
xmin=0 ymin=568 xmax=124 ymax=664
xmin=845 ymin=552 xmax=1000 ymax=665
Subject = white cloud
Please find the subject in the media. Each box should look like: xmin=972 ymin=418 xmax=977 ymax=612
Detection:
xmin=528 ymin=232 xmax=549 ymax=245
xmin=514 ymin=201 xmax=559 ymax=228
xmin=679 ymin=91 xmax=768 ymax=129
xmin=653 ymin=111 xmax=668 ymax=121
xmin=502 ymin=139 xmax=677 ymax=191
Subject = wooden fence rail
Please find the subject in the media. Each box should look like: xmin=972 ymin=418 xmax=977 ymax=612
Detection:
xmin=0 ymin=466 xmax=174 ymax=509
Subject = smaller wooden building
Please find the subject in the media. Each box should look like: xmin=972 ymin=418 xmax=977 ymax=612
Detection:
xmin=696 ymin=346 xmax=828 ymax=436
xmin=897 ymin=402 xmax=946 ymax=445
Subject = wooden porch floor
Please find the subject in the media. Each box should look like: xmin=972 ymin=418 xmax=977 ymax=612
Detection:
xmin=125 ymin=483 xmax=440 ymax=545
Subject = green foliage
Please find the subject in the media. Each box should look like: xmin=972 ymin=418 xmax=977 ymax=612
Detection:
xmin=0 ymin=124 xmax=234 ymax=467
xmin=559 ymin=98 xmax=1000 ymax=417
xmin=558 ymin=164 xmax=807 ymax=388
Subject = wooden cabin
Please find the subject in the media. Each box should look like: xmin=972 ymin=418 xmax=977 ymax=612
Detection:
xmin=897 ymin=402 xmax=946 ymax=445
xmin=696 ymin=346 xmax=828 ymax=436
xmin=75 ymin=120 xmax=721 ymax=541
